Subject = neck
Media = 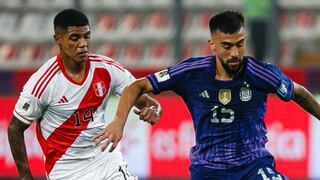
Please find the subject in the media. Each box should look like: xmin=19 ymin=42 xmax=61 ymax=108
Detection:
xmin=60 ymin=53 xmax=86 ymax=74
xmin=215 ymin=58 xmax=243 ymax=81
xmin=60 ymin=53 xmax=87 ymax=83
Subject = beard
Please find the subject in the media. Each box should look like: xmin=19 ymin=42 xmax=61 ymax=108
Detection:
xmin=219 ymin=56 xmax=244 ymax=75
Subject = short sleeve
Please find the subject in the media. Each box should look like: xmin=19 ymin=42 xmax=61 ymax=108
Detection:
xmin=147 ymin=67 xmax=186 ymax=95
xmin=13 ymin=76 xmax=45 ymax=124
xmin=272 ymin=65 xmax=294 ymax=101
xmin=112 ymin=67 xmax=136 ymax=96
xmin=247 ymin=58 xmax=294 ymax=102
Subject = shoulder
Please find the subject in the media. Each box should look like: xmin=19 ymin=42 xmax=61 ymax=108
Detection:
xmin=245 ymin=56 xmax=282 ymax=87
xmin=246 ymin=56 xmax=279 ymax=72
xmin=34 ymin=56 xmax=60 ymax=77
xmin=245 ymin=56 xmax=282 ymax=77
xmin=169 ymin=55 xmax=213 ymax=76
xmin=88 ymin=54 xmax=126 ymax=72
xmin=22 ymin=56 xmax=60 ymax=99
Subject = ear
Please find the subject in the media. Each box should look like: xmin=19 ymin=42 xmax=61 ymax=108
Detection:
xmin=208 ymin=39 xmax=215 ymax=51
xmin=54 ymin=34 xmax=61 ymax=45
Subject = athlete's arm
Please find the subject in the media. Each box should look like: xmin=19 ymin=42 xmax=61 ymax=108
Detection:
xmin=121 ymin=77 xmax=157 ymax=123
xmin=8 ymin=116 xmax=34 ymax=180
xmin=132 ymin=93 xmax=161 ymax=125
xmin=93 ymin=77 xmax=156 ymax=152
xmin=292 ymin=82 xmax=320 ymax=120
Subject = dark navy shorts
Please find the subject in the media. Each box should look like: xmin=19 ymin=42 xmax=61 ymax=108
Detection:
xmin=189 ymin=157 xmax=288 ymax=180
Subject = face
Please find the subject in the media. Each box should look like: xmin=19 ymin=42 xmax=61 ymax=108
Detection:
xmin=209 ymin=27 xmax=246 ymax=75
xmin=54 ymin=26 xmax=91 ymax=63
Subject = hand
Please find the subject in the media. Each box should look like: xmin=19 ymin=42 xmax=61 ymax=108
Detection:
xmin=133 ymin=106 xmax=160 ymax=125
xmin=92 ymin=120 xmax=124 ymax=152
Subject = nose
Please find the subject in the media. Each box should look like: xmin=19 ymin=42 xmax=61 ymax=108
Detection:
xmin=78 ymin=37 xmax=88 ymax=48
xmin=230 ymin=46 xmax=239 ymax=57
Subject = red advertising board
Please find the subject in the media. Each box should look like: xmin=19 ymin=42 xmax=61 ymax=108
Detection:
xmin=0 ymin=96 xmax=45 ymax=177
xmin=149 ymin=95 xmax=193 ymax=178
xmin=265 ymin=96 xmax=309 ymax=178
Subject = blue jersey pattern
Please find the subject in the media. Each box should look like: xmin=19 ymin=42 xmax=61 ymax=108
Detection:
xmin=147 ymin=56 xmax=294 ymax=169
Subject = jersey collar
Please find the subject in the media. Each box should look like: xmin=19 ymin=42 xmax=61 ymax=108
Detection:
xmin=211 ymin=56 xmax=248 ymax=84
xmin=56 ymin=54 xmax=90 ymax=85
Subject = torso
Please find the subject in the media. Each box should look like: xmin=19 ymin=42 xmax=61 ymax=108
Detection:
xmin=148 ymin=55 xmax=294 ymax=169
xmin=14 ymin=54 xmax=135 ymax=174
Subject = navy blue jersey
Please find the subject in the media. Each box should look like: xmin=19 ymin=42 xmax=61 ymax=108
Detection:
xmin=147 ymin=56 xmax=294 ymax=169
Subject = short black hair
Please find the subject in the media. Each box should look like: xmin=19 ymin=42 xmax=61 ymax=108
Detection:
xmin=209 ymin=11 xmax=244 ymax=34
xmin=54 ymin=8 xmax=89 ymax=31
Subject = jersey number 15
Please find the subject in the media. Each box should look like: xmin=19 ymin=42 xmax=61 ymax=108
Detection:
xmin=210 ymin=106 xmax=235 ymax=123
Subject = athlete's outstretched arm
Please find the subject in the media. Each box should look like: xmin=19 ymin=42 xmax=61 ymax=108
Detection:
xmin=133 ymin=93 xmax=162 ymax=125
xmin=8 ymin=116 xmax=34 ymax=180
xmin=93 ymin=77 xmax=158 ymax=152
xmin=292 ymin=82 xmax=320 ymax=120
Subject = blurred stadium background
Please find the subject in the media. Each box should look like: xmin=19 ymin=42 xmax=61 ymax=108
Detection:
xmin=1 ymin=0 xmax=320 ymax=179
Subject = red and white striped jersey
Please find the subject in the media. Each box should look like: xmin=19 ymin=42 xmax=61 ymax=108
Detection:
xmin=14 ymin=54 xmax=135 ymax=175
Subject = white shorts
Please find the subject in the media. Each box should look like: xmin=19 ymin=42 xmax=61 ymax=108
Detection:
xmin=48 ymin=149 xmax=137 ymax=180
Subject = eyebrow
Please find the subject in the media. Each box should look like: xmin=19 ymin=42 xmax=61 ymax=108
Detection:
xmin=67 ymin=26 xmax=90 ymax=32
xmin=237 ymin=39 xmax=245 ymax=43
xmin=68 ymin=31 xmax=91 ymax=36
xmin=221 ymin=38 xmax=245 ymax=46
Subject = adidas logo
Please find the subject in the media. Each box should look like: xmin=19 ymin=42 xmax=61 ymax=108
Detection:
xmin=58 ymin=96 xmax=68 ymax=103
xmin=199 ymin=90 xmax=210 ymax=98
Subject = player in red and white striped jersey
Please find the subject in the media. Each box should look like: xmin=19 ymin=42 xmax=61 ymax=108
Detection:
xmin=8 ymin=9 xmax=161 ymax=180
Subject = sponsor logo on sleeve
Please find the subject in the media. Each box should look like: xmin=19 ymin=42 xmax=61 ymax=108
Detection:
xmin=277 ymin=80 xmax=288 ymax=98
xmin=155 ymin=69 xmax=170 ymax=82
xmin=18 ymin=97 xmax=34 ymax=116
xmin=22 ymin=103 xmax=30 ymax=111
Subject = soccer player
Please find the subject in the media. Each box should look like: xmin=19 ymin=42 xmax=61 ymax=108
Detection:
xmin=7 ymin=9 xmax=161 ymax=180
xmin=94 ymin=11 xmax=320 ymax=179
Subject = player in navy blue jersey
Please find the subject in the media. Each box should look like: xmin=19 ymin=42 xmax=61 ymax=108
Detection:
xmin=93 ymin=11 xmax=320 ymax=179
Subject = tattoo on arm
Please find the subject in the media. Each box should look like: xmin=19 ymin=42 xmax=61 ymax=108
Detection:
xmin=7 ymin=116 xmax=33 ymax=179
xmin=293 ymin=84 xmax=320 ymax=120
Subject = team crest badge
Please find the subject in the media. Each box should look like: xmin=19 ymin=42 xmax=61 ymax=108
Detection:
xmin=219 ymin=89 xmax=231 ymax=105
xmin=240 ymin=86 xmax=252 ymax=102
xmin=93 ymin=81 xmax=106 ymax=97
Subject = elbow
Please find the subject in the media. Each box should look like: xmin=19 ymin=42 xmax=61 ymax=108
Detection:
xmin=124 ymin=82 xmax=143 ymax=98
xmin=139 ymin=77 xmax=154 ymax=94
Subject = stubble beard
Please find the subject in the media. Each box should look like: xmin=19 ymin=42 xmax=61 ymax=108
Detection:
xmin=220 ymin=57 xmax=243 ymax=76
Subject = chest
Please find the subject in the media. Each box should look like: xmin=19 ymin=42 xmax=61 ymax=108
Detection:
xmin=48 ymin=70 xmax=112 ymax=115
xmin=184 ymin=77 xmax=266 ymax=110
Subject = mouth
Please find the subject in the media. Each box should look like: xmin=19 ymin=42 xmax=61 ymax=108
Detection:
xmin=78 ymin=51 xmax=88 ymax=56
xmin=228 ymin=59 xmax=240 ymax=67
